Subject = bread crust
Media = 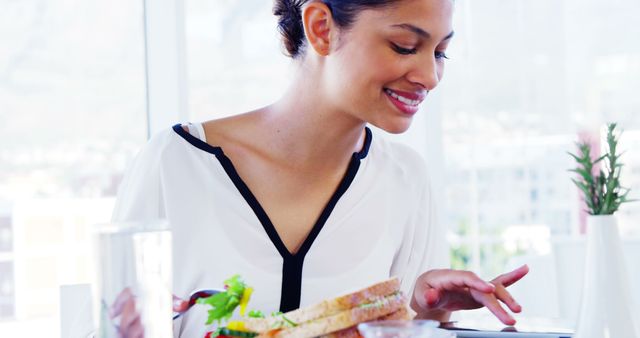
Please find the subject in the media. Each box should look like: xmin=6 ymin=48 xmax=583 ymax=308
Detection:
xmin=245 ymin=278 xmax=400 ymax=333
xmin=320 ymin=304 xmax=414 ymax=338
xmin=258 ymin=293 xmax=407 ymax=338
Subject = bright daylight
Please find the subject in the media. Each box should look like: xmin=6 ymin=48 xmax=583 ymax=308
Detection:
xmin=1 ymin=0 xmax=639 ymax=338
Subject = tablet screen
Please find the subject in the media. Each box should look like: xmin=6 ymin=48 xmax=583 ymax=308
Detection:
xmin=443 ymin=328 xmax=572 ymax=338
xmin=440 ymin=318 xmax=573 ymax=338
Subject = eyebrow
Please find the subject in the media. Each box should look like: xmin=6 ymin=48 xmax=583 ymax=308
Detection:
xmin=391 ymin=23 xmax=455 ymax=41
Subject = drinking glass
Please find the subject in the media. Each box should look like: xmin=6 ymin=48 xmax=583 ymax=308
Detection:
xmin=92 ymin=220 xmax=172 ymax=338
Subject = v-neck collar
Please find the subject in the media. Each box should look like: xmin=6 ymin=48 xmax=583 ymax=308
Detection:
xmin=172 ymin=123 xmax=373 ymax=311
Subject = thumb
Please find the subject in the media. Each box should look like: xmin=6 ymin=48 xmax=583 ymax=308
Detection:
xmin=110 ymin=287 xmax=133 ymax=318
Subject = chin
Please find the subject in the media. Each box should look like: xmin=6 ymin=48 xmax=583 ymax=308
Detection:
xmin=370 ymin=119 xmax=413 ymax=134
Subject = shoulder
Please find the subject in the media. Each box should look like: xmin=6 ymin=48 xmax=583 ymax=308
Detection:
xmin=201 ymin=111 xmax=261 ymax=146
xmin=149 ymin=125 xmax=181 ymax=148
xmin=127 ymin=124 xmax=203 ymax=174
xmin=144 ymin=124 xmax=195 ymax=155
xmin=112 ymin=126 xmax=181 ymax=221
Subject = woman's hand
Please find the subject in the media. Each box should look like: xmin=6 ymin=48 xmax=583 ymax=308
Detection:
xmin=109 ymin=288 xmax=144 ymax=338
xmin=411 ymin=265 xmax=529 ymax=325
xmin=110 ymin=288 xmax=189 ymax=338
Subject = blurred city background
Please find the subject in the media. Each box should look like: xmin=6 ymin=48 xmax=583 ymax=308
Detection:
xmin=1 ymin=0 xmax=639 ymax=336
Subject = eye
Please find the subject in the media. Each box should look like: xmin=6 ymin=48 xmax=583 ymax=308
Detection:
xmin=435 ymin=50 xmax=449 ymax=60
xmin=391 ymin=43 xmax=417 ymax=55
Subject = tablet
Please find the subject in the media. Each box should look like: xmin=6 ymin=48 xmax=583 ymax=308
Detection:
xmin=444 ymin=328 xmax=572 ymax=338
xmin=440 ymin=318 xmax=573 ymax=338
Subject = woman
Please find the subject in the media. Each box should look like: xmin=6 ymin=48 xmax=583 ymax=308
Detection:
xmin=112 ymin=0 xmax=528 ymax=337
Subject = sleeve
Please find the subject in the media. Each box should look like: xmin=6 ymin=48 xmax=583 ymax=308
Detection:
xmin=111 ymin=131 xmax=170 ymax=222
xmin=110 ymin=130 xmax=188 ymax=337
xmin=391 ymin=169 xmax=450 ymax=296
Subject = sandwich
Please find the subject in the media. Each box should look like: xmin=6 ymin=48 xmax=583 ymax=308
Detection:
xmin=202 ymin=277 xmax=413 ymax=338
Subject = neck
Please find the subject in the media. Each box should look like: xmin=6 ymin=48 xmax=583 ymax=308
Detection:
xmin=258 ymin=68 xmax=367 ymax=171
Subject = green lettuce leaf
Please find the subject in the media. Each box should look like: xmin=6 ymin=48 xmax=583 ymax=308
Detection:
xmin=197 ymin=275 xmax=246 ymax=325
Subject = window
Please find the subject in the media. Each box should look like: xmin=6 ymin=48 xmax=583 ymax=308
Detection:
xmin=185 ymin=0 xmax=293 ymax=121
xmin=0 ymin=261 xmax=14 ymax=318
xmin=0 ymin=0 xmax=147 ymax=335
xmin=441 ymin=0 xmax=640 ymax=319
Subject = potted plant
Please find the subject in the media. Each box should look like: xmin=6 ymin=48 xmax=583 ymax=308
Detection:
xmin=568 ymin=123 xmax=638 ymax=338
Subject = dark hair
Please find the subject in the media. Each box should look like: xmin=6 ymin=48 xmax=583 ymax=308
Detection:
xmin=273 ymin=0 xmax=399 ymax=58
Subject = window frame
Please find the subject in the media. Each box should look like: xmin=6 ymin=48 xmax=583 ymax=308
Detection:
xmin=144 ymin=0 xmax=189 ymax=137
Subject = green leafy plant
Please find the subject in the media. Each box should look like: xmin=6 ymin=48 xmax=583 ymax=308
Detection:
xmin=568 ymin=123 xmax=633 ymax=215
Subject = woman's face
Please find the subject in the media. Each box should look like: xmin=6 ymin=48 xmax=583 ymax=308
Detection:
xmin=322 ymin=0 xmax=454 ymax=133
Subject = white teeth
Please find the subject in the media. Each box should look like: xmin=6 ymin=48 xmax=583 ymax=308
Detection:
xmin=384 ymin=88 xmax=420 ymax=106
xmin=397 ymin=95 xmax=415 ymax=105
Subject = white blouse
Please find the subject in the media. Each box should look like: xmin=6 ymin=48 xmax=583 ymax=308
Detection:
xmin=112 ymin=123 xmax=449 ymax=338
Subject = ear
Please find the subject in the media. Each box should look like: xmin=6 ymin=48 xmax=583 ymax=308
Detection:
xmin=301 ymin=2 xmax=334 ymax=56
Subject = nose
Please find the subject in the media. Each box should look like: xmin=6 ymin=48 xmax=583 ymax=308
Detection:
xmin=406 ymin=56 xmax=441 ymax=91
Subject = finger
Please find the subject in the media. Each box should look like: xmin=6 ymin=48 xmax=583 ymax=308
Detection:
xmin=120 ymin=297 xmax=141 ymax=333
xmin=173 ymin=295 xmax=188 ymax=312
xmin=425 ymin=288 xmax=441 ymax=307
xmin=110 ymin=288 xmax=134 ymax=318
xmin=493 ymin=284 xmax=522 ymax=313
xmin=430 ymin=270 xmax=495 ymax=294
xmin=470 ymin=289 xmax=516 ymax=326
xmin=124 ymin=316 xmax=144 ymax=338
xmin=493 ymin=265 xmax=529 ymax=288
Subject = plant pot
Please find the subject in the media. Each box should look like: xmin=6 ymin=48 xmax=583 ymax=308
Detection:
xmin=573 ymin=215 xmax=638 ymax=338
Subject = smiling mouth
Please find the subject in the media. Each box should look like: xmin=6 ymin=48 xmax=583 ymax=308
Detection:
xmin=383 ymin=88 xmax=425 ymax=106
xmin=383 ymin=88 xmax=427 ymax=116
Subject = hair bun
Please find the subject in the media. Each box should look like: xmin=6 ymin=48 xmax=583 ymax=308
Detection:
xmin=273 ymin=0 xmax=306 ymax=57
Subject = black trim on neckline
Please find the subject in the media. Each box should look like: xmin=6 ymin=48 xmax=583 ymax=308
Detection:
xmin=356 ymin=127 xmax=373 ymax=159
xmin=172 ymin=124 xmax=223 ymax=155
xmin=172 ymin=123 xmax=372 ymax=161
xmin=172 ymin=123 xmax=373 ymax=312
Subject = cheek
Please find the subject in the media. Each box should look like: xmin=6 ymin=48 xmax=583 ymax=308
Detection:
xmin=326 ymin=42 xmax=408 ymax=110
xmin=375 ymin=59 xmax=409 ymax=86
xmin=344 ymin=53 xmax=408 ymax=99
xmin=356 ymin=45 xmax=406 ymax=82
xmin=324 ymin=56 xmax=370 ymax=103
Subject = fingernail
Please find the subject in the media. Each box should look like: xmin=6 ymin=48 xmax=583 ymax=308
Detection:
xmin=174 ymin=299 xmax=186 ymax=311
xmin=425 ymin=288 xmax=439 ymax=306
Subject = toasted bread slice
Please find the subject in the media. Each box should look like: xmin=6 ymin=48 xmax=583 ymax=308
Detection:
xmin=257 ymin=293 xmax=407 ymax=338
xmin=320 ymin=304 xmax=414 ymax=338
xmin=245 ymin=278 xmax=400 ymax=333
